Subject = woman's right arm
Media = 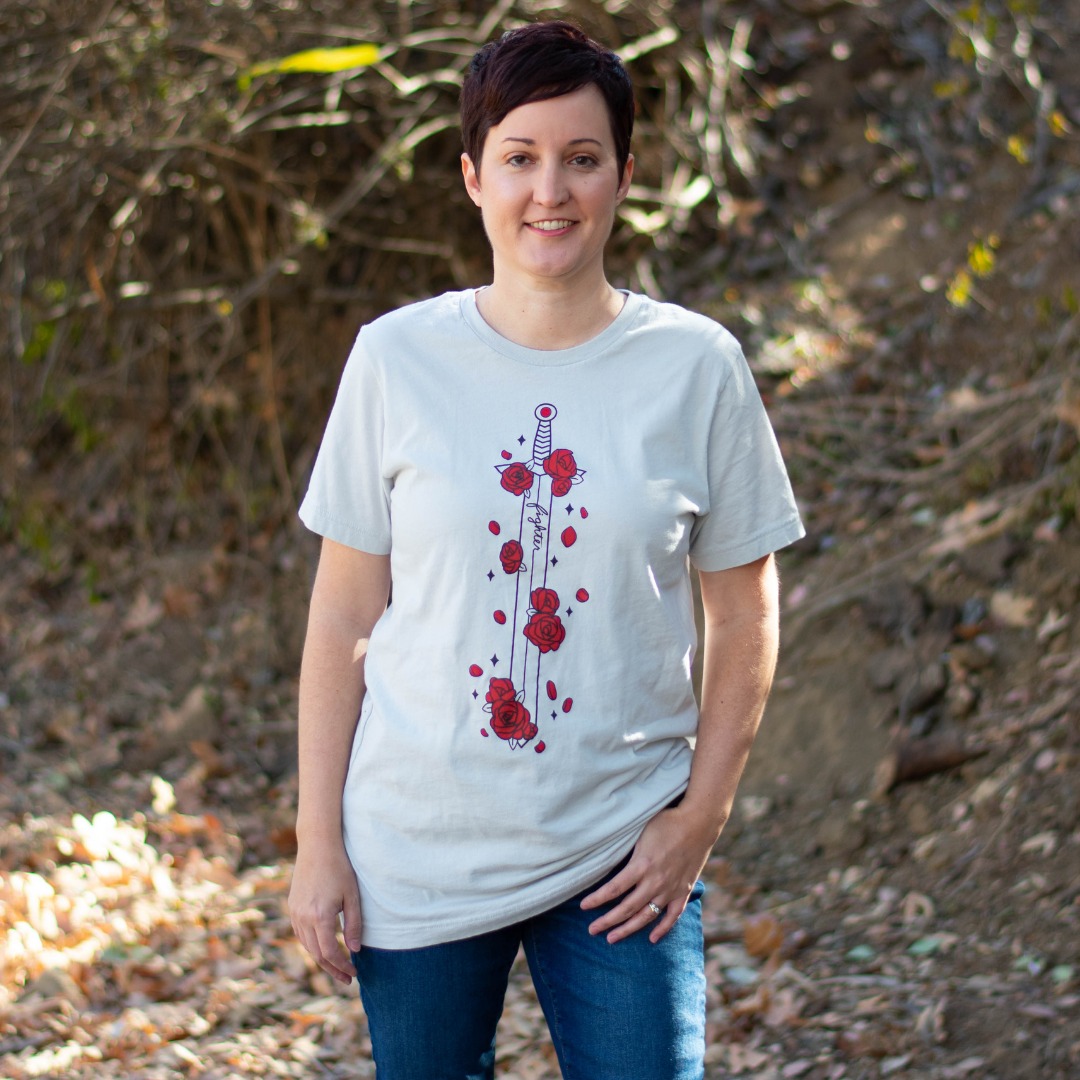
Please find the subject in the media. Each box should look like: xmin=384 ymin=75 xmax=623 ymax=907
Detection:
xmin=288 ymin=538 xmax=391 ymax=985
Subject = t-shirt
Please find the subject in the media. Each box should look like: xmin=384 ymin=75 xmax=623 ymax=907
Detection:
xmin=298 ymin=289 xmax=804 ymax=948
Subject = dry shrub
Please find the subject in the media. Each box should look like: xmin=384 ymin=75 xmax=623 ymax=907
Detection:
xmin=3 ymin=0 xmax=722 ymax=547
xmin=1 ymin=0 xmax=1070 ymax=551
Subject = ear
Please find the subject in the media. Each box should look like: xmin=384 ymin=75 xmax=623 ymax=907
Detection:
xmin=462 ymin=153 xmax=482 ymax=207
xmin=616 ymin=153 xmax=634 ymax=203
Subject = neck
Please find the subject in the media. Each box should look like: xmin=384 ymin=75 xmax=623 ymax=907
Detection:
xmin=476 ymin=272 xmax=624 ymax=351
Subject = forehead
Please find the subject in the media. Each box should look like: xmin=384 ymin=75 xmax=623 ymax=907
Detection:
xmin=486 ymin=85 xmax=614 ymax=148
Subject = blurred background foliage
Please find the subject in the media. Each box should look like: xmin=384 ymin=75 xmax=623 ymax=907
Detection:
xmin=1 ymin=0 xmax=1075 ymax=566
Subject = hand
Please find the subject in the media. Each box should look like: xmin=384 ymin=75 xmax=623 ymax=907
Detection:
xmin=579 ymin=804 xmax=717 ymax=944
xmin=288 ymin=839 xmax=363 ymax=985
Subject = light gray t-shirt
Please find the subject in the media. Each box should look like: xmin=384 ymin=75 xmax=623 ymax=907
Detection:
xmin=299 ymin=289 xmax=804 ymax=948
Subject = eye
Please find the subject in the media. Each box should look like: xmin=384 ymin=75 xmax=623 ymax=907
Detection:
xmin=506 ymin=153 xmax=532 ymax=167
xmin=569 ymin=154 xmax=600 ymax=169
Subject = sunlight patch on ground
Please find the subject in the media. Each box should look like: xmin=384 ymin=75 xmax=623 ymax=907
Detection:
xmin=0 ymin=810 xmax=373 ymax=1079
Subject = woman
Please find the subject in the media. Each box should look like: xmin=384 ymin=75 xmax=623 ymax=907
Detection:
xmin=289 ymin=20 xmax=803 ymax=1080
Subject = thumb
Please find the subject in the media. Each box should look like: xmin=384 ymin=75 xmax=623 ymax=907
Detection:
xmin=342 ymin=886 xmax=363 ymax=952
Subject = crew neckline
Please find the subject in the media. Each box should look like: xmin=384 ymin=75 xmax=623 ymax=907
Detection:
xmin=460 ymin=288 xmax=642 ymax=367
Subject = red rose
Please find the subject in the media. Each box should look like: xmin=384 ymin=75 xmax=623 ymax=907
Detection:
xmin=499 ymin=539 xmax=523 ymax=574
xmin=523 ymin=611 xmax=566 ymax=653
xmin=530 ymin=587 xmax=560 ymax=614
xmin=543 ymin=449 xmax=578 ymax=481
xmin=551 ymin=477 xmax=572 ymax=497
xmin=485 ymin=677 xmax=517 ymax=706
xmin=498 ymin=462 xmax=535 ymax=496
xmin=490 ymin=698 xmax=536 ymax=742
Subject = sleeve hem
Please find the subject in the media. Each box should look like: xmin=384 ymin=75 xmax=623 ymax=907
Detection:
xmin=689 ymin=516 xmax=805 ymax=573
xmin=298 ymin=505 xmax=392 ymax=556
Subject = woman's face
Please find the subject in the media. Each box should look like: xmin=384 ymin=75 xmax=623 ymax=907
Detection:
xmin=461 ymin=85 xmax=633 ymax=290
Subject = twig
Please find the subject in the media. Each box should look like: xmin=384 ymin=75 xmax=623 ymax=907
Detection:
xmin=873 ymin=733 xmax=988 ymax=797
xmin=978 ymin=688 xmax=1079 ymax=746
xmin=253 ymin=139 xmax=296 ymax=522
xmin=110 ymin=114 xmax=185 ymax=231
xmin=843 ymin=408 xmax=1050 ymax=487
xmin=0 ymin=0 xmax=118 ymax=184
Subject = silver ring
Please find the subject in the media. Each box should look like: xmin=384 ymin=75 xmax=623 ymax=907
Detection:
xmin=647 ymin=902 xmax=663 ymax=917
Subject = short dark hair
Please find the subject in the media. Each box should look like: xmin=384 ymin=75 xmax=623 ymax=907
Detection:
xmin=460 ymin=21 xmax=635 ymax=178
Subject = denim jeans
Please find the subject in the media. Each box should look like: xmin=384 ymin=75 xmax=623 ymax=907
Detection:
xmin=351 ymin=864 xmax=706 ymax=1080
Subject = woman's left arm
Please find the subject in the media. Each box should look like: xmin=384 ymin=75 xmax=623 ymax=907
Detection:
xmin=581 ymin=553 xmax=780 ymax=943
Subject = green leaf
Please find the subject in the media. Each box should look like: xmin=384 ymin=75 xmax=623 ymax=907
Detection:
xmin=1014 ymin=952 xmax=1045 ymax=975
xmin=846 ymin=944 xmax=875 ymax=962
xmin=21 ymin=320 xmax=57 ymax=365
xmin=674 ymin=174 xmax=713 ymax=210
xmin=946 ymin=269 xmax=974 ymax=309
xmin=618 ymin=205 xmax=668 ymax=236
xmin=239 ymin=43 xmax=381 ymax=90
xmin=908 ymin=936 xmax=944 ymax=956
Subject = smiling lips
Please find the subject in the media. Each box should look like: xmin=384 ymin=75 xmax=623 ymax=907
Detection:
xmin=529 ymin=219 xmax=575 ymax=232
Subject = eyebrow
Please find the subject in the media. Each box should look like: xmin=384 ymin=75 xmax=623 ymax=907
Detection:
xmin=500 ymin=137 xmax=604 ymax=147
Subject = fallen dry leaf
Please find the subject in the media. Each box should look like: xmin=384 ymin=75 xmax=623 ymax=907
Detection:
xmin=162 ymin=582 xmax=201 ymax=618
xmin=122 ymin=590 xmax=164 ymax=633
xmin=744 ymin=912 xmax=785 ymax=959
xmin=990 ymin=589 xmax=1036 ymax=628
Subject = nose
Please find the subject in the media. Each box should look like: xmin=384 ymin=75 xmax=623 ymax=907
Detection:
xmin=533 ymin=161 xmax=568 ymax=207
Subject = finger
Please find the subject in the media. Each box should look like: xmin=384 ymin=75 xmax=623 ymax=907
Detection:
xmin=322 ymin=944 xmax=356 ymax=984
xmin=579 ymin=866 xmax=641 ymax=910
xmin=297 ymin=925 xmax=349 ymax=985
xmin=587 ymin=887 xmax=657 ymax=936
xmin=312 ymin=918 xmax=356 ymax=984
xmin=319 ymin=950 xmax=356 ymax=985
xmin=342 ymin=889 xmax=363 ymax=954
xmin=604 ymin=904 xmax=662 ymax=944
xmin=648 ymin=900 xmax=686 ymax=944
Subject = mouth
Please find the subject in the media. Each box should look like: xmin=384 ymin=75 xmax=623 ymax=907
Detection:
xmin=528 ymin=219 xmax=575 ymax=232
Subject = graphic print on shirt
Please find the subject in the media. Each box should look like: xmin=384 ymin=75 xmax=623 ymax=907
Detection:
xmin=470 ymin=403 xmax=590 ymax=752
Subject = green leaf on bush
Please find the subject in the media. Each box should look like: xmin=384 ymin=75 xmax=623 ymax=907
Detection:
xmin=846 ymin=944 xmax=875 ymax=962
xmin=909 ymin=936 xmax=945 ymax=956
xmin=239 ymin=44 xmax=381 ymax=90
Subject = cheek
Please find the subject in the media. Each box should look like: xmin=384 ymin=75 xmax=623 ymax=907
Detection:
xmin=581 ymin=178 xmax=620 ymax=213
xmin=485 ymin=192 xmax=529 ymax=231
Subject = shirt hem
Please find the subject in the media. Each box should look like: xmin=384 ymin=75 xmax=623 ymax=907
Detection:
xmin=356 ymin=836 xmax=642 ymax=950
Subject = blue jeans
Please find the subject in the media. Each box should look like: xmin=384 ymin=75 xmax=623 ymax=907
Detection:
xmin=351 ymin=865 xmax=706 ymax=1080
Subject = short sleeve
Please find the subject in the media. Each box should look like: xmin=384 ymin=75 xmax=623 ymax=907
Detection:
xmin=688 ymin=341 xmax=804 ymax=572
xmin=298 ymin=329 xmax=392 ymax=554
